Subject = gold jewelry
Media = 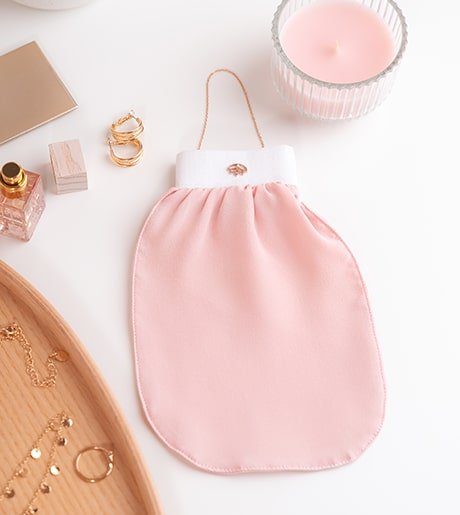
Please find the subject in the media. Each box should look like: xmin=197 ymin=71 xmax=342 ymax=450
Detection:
xmin=110 ymin=111 xmax=144 ymax=144
xmin=75 ymin=446 xmax=114 ymax=483
xmin=108 ymin=110 xmax=145 ymax=167
xmin=197 ymin=68 xmax=265 ymax=150
xmin=0 ymin=412 xmax=73 ymax=514
xmin=227 ymin=163 xmax=248 ymax=176
xmin=0 ymin=323 xmax=69 ymax=388
xmin=107 ymin=137 xmax=144 ymax=168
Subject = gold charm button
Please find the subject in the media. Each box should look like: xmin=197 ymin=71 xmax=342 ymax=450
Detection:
xmin=227 ymin=163 xmax=247 ymax=176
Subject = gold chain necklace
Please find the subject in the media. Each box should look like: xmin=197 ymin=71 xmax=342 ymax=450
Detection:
xmin=0 ymin=411 xmax=73 ymax=515
xmin=0 ymin=323 xmax=69 ymax=388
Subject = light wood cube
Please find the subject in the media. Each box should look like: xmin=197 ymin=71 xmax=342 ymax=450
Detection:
xmin=49 ymin=139 xmax=88 ymax=194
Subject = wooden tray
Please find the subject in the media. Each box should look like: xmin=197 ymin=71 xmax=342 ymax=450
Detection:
xmin=0 ymin=260 xmax=163 ymax=515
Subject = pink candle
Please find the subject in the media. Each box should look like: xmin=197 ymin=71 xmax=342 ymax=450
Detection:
xmin=271 ymin=0 xmax=408 ymax=120
xmin=280 ymin=1 xmax=395 ymax=84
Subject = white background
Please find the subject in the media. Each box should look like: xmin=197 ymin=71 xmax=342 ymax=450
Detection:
xmin=0 ymin=0 xmax=459 ymax=513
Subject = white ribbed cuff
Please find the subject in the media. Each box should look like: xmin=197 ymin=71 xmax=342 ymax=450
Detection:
xmin=175 ymin=145 xmax=297 ymax=188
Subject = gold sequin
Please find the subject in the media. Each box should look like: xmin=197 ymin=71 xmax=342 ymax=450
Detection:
xmin=49 ymin=465 xmax=60 ymax=476
xmin=63 ymin=418 xmax=73 ymax=428
xmin=4 ymin=487 xmax=15 ymax=498
xmin=40 ymin=483 xmax=51 ymax=494
xmin=54 ymin=350 xmax=69 ymax=362
xmin=31 ymin=448 xmax=41 ymax=460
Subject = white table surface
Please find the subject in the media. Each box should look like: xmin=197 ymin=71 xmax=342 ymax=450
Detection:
xmin=1 ymin=0 xmax=459 ymax=513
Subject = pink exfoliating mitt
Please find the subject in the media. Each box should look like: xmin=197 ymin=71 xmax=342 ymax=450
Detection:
xmin=132 ymin=145 xmax=385 ymax=473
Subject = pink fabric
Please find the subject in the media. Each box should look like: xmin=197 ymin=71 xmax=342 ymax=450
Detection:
xmin=133 ymin=182 xmax=385 ymax=473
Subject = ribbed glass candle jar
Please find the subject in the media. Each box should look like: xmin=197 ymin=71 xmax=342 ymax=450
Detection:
xmin=11 ymin=0 xmax=96 ymax=9
xmin=272 ymin=0 xmax=408 ymax=120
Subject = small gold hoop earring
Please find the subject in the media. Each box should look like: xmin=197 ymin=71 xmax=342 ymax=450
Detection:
xmin=108 ymin=137 xmax=144 ymax=167
xmin=75 ymin=446 xmax=114 ymax=484
xmin=110 ymin=111 xmax=144 ymax=143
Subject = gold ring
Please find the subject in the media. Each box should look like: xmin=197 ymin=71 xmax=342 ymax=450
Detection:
xmin=108 ymin=137 xmax=144 ymax=167
xmin=75 ymin=446 xmax=114 ymax=483
xmin=110 ymin=112 xmax=144 ymax=143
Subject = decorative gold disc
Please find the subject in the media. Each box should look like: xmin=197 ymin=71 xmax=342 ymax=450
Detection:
xmin=40 ymin=483 xmax=51 ymax=494
xmin=57 ymin=436 xmax=68 ymax=446
xmin=49 ymin=465 xmax=60 ymax=476
xmin=4 ymin=487 xmax=15 ymax=498
xmin=53 ymin=350 xmax=69 ymax=362
xmin=31 ymin=448 xmax=41 ymax=460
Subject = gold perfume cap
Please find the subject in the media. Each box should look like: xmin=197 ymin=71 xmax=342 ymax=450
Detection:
xmin=0 ymin=162 xmax=27 ymax=193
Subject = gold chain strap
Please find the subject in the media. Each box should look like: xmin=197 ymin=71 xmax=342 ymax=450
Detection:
xmin=197 ymin=68 xmax=265 ymax=150
xmin=0 ymin=323 xmax=69 ymax=388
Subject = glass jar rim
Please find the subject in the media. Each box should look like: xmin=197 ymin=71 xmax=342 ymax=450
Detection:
xmin=272 ymin=0 xmax=408 ymax=90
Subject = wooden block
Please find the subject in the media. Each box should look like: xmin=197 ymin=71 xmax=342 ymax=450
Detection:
xmin=49 ymin=139 xmax=88 ymax=194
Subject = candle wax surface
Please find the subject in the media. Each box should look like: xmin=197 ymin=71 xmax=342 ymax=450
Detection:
xmin=280 ymin=1 xmax=396 ymax=84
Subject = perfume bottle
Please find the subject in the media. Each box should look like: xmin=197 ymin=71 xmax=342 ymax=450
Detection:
xmin=0 ymin=162 xmax=46 ymax=241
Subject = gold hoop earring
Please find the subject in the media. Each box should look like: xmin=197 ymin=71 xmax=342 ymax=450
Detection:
xmin=75 ymin=446 xmax=114 ymax=484
xmin=110 ymin=111 xmax=144 ymax=143
xmin=108 ymin=137 xmax=144 ymax=168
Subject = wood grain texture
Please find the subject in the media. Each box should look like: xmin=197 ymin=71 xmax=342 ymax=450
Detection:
xmin=49 ymin=139 xmax=88 ymax=194
xmin=0 ymin=260 xmax=163 ymax=515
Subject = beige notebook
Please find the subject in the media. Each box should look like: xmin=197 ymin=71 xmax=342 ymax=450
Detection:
xmin=0 ymin=41 xmax=77 ymax=145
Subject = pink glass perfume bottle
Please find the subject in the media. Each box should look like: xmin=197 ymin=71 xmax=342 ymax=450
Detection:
xmin=0 ymin=162 xmax=46 ymax=241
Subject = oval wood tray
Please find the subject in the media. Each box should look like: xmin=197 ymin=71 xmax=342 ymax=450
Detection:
xmin=0 ymin=260 xmax=163 ymax=515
